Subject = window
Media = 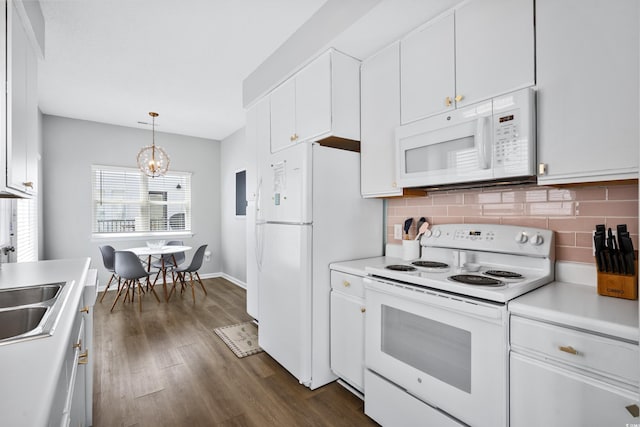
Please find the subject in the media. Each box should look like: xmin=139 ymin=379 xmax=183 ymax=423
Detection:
xmin=16 ymin=198 xmax=38 ymax=262
xmin=235 ymin=169 xmax=246 ymax=216
xmin=92 ymin=165 xmax=191 ymax=237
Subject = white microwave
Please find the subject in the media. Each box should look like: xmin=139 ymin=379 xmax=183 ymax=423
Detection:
xmin=396 ymin=88 xmax=535 ymax=189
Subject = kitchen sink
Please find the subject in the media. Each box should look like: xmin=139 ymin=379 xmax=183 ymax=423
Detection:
xmin=0 ymin=283 xmax=63 ymax=309
xmin=0 ymin=306 xmax=48 ymax=340
xmin=0 ymin=282 xmax=69 ymax=344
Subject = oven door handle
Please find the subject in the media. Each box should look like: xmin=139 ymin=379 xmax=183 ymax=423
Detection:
xmin=476 ymin=116 xmax=490 ymax=170
xmin=364 ymin=277 xmax=505 ymax=321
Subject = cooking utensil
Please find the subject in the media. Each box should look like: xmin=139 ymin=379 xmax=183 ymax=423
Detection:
xmin=403 ymin=218 xmax=413 ymax=240
xmin=594 ymin=224 xmax=606 ymax=272
xmin=415 ymin=217 xmax=429 ymax=240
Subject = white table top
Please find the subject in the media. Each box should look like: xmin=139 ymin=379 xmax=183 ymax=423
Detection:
xmin=126 ymin=245 xmax=191 ymax=256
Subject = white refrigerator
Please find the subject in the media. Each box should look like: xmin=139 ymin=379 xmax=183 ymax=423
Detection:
xmin=256 ymin=142 xmax=382 ymax=389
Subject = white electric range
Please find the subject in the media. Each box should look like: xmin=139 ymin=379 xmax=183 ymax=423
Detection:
xmin=363 ymin=223 xmax=555 ymax=427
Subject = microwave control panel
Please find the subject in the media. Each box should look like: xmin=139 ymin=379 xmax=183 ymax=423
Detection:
xmin=493 ymin=110 xmax=523 ymax=166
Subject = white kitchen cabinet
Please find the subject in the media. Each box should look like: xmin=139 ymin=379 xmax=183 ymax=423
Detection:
xmin=269 ymin=49 xmax=360 ymax=153
xmin=6 ymin=0 xmax=38 ymax=196
xmin=330 ymin=270 xmax=366 ymax=393
xmin=400 ymin=12 xmax=454 ymax=123
xmin=536 ymin=0 xmax=639 ymax=184
xmin=510 ymin=315 xmax=639 ymax=426
xmin=400 ymin=0 xmax=534 ymax=123
xmin=360 ymin=42 xmax=404 ymax=198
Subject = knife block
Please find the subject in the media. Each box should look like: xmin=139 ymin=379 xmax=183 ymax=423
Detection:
xmin=596 ymin=258 xmax=638 ymax=300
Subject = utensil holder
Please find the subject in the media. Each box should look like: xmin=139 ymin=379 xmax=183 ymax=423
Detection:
xmin=596 ymin=257 xmax=638 ymax=300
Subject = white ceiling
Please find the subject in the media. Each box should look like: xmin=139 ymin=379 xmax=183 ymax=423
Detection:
xmin=37 ymin=0 xmax=463 ymax=141
xmin=38 ymin=0 xmax=328 ymax=140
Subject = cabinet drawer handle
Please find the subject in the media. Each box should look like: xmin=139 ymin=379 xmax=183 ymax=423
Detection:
xmin=445 ymin=96 xmax=452 ymax=107
xmin=342 ymin=280 xmax=350 ymax=288
xmin=22 ymin=181 xmax=33 ymax=188
xmin=559 ymin=345 xmax=578 ymax=355
xmin=290 ymin=133 xmax=299 ymax=142
xmin=360 ymin=307 xmax=366 ymax=313
xmin=80 ymin=306 xmax=89 ymax=314
xmin=454 ymin=94 xmax=464 ymax=102
xmin=538 ymin=163 xmax=548 ymax=176
xmin=626 ymin=404 xmax=639 ymax=418
xmin=79 ymin=350 xmax=89 ymax=365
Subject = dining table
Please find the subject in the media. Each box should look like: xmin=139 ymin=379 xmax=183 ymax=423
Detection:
xmin=126 ymin=245 xmax=192 ymax=301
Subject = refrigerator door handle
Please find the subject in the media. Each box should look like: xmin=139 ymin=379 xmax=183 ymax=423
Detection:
xmin=255 ymin=177 xmax=264 ymax=271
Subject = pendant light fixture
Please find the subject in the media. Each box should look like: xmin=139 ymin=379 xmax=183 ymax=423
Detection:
xmin=137 ymin=112 xmax=170 ymax=178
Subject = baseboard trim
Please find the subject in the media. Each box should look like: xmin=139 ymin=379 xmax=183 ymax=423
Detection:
xmin=97 ymin=271 xmax=246 ymax=292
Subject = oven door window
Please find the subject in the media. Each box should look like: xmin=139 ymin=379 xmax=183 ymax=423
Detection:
xmin=381 ymin=305 xmax=471 ymax=393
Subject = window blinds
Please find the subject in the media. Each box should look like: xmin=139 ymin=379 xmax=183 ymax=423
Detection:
xmin=91 ymin=165 xmax=191 ymax=235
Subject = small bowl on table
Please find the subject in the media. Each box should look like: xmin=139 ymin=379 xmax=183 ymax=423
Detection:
xmin=146 ymin=240 xmax=166 ymax=250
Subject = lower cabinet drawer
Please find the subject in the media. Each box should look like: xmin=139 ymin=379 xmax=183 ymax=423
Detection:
xmin=364 ymin=369 xmax=463 ymax=427
xmin=331 ymin=270 xmax=365 ymax=298
xmin=510 ymin=352 xmax=639 ymax=426
xmin=510 ymin=316 xmax=638 ymax=383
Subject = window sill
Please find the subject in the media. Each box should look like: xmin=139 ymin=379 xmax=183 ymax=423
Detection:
xmin=91 ymin=231 xmax=194 ymax=242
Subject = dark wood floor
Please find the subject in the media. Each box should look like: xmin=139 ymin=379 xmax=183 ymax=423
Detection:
xmin=93 ymin=277 xmax=377 ymax=427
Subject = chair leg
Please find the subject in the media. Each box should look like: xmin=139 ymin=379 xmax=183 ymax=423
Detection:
xmin=148 ymin=277 xmax=161 ymax=303
xmin=110 ymin=279 xmax=128 ymax=312
xmin=189 ymin=272 xmax=196 ymax=304
xmin=137 ymin=279 xmax=143 ymax=311
xmin=99 ymin=273 xmax=116 ymax=303
xmin=195 ymin=272 xmax=207 ymax=295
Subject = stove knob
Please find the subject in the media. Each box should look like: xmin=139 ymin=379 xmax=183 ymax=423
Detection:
xmin=530 ymin=233 xmax=544 ymax=246
xmin=423 ymin=229 xmax=432 ymax=238
xmin=433 ymin=229 xmax=441 ymax=238
xmin=515 ymin=231 xmax=528 ymax=243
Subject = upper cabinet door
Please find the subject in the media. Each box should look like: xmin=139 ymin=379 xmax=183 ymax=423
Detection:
xmin=400 ymin=12 xmax=455 ymax=124
xmin=296 ymin=51 xmax=331 ymax=142
xmin=361 ymin=42 xmax=402 ymax=198
xmin=269 ymin=78 xmax=296 ymax=153
xmin=455 ymin=0 xmax=534 ymax=107
xmin=536 ymin=0 xmax=639 ymax=184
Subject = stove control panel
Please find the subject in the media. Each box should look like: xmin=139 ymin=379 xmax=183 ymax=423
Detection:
xmin=421 ymin=223 xmax=554 ymax=257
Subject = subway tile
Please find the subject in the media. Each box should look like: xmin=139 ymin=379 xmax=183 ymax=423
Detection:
xmin=575 ymin=232 xmax=593 ymax=248
xmin=420 ymin=206 xmax=449 ymax=217
xmin=526 ymin=202 xmax=575 ymax=216
xmin=387 ymin=198 xmax=408 ymax=209
xmin=483 ymin=203 xmax=525 ymax=216
xmin=608 ymin=185 xmax=639 ymax=201
xmin=448 ymin=205 xmax=482 ymax=217
xmin=431 ymin=216 xmax=464 ymax=225
xmin=556 ymin=232 xmax=576 ymax=246
xmin=604 ymin=218 xmax=638 ymax=235
xmin=432 ymin=193 xmax=464 ymax=205
xmin=573 ymin=186 xmax=607 ymax=201
xmin=465 ymin=191 xmax=502 ymax=204
xmin=577 ymin=200 xmax=638 ymax=217
xmin=500 ymin=217 xmax=549 ymax=229
xmin=524 ymin=189 xmax=548 ymax=202
xmin=547 ymin=188 xmax=575 ymax=201
xmin=548 ymin=217 xmax=605 ymax=232
xmin=406 ymin=197 xmax=433 ymax=207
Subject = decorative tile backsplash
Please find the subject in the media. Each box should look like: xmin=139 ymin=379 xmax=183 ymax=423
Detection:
xmin=386 ymin=183 xmax=639 ymax=264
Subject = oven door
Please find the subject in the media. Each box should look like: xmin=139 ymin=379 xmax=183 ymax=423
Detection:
xmin=396 ymin=100 xmax=493 ymax=188
xmin=364 ymin=277 xmax=508 ymax=427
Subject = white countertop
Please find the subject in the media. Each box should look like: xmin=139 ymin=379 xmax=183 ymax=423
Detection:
xmin=509 ymin=281 xmax=639 ymax=343
xmin=329 ymin=256 xmax=389 ymax=277
xmin=0 ymin=258 xmax=91 ymax=426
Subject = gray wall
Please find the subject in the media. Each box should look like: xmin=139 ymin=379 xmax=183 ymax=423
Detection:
xmin=42 ymin=115 xmax=222 ymax=286
xmin=219 ymin=128 xmax=247 ymax=284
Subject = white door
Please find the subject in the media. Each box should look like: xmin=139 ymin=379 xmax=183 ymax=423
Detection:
xmin=258 ymin=223 xmax=312 ymax=384
xmin=455 ymin=0 xmax=534 ymax=107
xmin=296 ymin=51 xmax=331 ymax=141
xmin=330 ymin=291 xmax=365 ymax=391
xmin=400 ymin=11 xmax=455 ymax=123
xmin=270 ymin=78 xmax=296 ymax=153
xmin=360 ymin=41 xmax=402 ymax=198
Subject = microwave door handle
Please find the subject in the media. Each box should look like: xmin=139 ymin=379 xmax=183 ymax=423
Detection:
xmin=476 ymin=116 xmax=490 ymax=169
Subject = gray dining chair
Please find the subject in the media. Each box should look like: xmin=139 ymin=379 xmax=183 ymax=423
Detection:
xmin=98 ymin=245 xmax=121 ymax=303
xmin=169 ymin=244 xmax=208 ymax=303
xmin=111 ymin=251 xmax=160 ymax=312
